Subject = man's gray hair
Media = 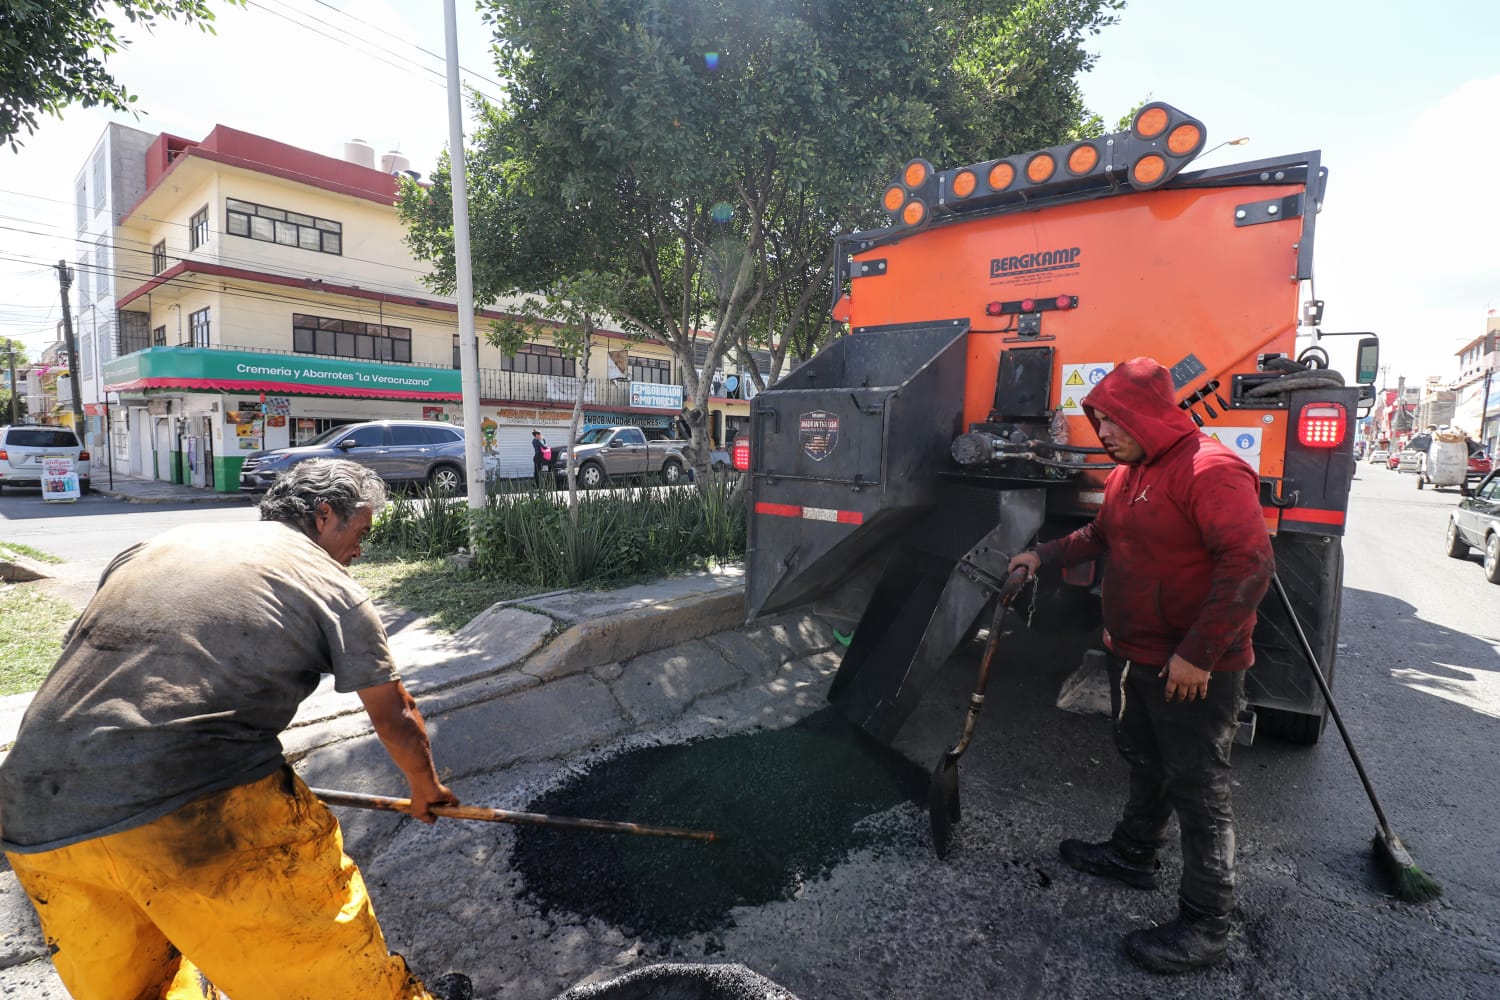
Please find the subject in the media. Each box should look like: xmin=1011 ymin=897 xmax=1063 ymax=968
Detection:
xmin=259 ymin=458 xmax=387 ymax=532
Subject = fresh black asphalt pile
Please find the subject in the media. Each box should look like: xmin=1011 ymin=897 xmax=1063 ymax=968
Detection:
xmin=514 ymin=708 xmax=927 ymax=938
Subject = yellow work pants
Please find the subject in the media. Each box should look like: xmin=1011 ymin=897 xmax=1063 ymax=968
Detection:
xmin=7 ymin=768 xmax=438 ymax=1000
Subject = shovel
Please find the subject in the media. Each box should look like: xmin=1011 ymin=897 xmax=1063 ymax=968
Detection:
xmin=928 ymin=565 xmax=1030 ymax=859
xmin=313 ymin=788 xmax=722 ymax=843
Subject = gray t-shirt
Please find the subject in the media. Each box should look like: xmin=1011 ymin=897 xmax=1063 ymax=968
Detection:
xmin=0 ymin=521 xmax=398 ymax=852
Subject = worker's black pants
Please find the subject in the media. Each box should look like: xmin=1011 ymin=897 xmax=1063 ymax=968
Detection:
xmin=1105 ymin=652 xmax=1244 ymax=918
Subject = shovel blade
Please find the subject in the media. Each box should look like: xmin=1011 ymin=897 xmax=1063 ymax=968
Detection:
xmin=928 ymin=752 xmax=961 ymax=859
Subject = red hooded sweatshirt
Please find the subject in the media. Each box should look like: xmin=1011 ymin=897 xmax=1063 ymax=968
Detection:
xmin=1035 ymin=358 xmax=1274 ymax=671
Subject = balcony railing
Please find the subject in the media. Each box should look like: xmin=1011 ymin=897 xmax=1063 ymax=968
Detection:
xmin=479 ymin=368 xmax=633 ymax=407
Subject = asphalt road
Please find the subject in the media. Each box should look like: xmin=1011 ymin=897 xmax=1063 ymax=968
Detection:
xmin=362 ymin=463 xmax=1499 ymax=998
xmin=2 ymin=464 xmax=1496 ymax=998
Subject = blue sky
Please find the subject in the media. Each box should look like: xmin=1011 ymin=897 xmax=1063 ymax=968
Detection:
xmin=3 ymin=0 xmax=1496 ymax=388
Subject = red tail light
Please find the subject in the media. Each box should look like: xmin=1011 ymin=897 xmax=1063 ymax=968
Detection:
xmin=0 ymin=449 xmax=7 ymax=461
xmin=732 ymin=438 xmax=750 ymax=472
xmin=78 ymin=450 xmax=90 ymax=461
xmin=1297 ymin=402 xmax=1346 ymax=448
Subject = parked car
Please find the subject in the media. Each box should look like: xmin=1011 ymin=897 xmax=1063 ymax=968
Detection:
xmin=552 ymin=425 xmax=687 ymax=489
xmin=0 ymin=425 xmax=91 ymax=494
xmin=1395 ymin=450 xmax=1424 ymax=474
xmin=239 ymin=420 xmax=467 ymax=493
xmin=1467 ymin=447 xmax=1491 ymax=485
xmin=1446 ymin=470 xmax=1500 ymax=584
xmin=1367 ymin=448 xmax=1390 ymax=465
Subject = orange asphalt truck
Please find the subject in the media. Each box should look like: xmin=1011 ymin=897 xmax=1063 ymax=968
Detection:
xmin=742 ymin=102 xmax=1379 ymax=746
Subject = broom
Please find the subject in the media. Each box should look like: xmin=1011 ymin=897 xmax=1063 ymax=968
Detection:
xmin=1271 ymin=574 xmax=1441 ymax=902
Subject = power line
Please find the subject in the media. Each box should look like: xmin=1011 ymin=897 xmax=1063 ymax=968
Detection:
xmin=299 ymin=0 xmax=507 ymax=93
xmin=0 ymin=217 xmax=437 ymax=302
xmin=0 ymin=249 xmax=467 ymax=333
xmin=246 ymin=0 xmax=505 ymax=106
xmin=0 ymin=199 xmax=439 ymax=282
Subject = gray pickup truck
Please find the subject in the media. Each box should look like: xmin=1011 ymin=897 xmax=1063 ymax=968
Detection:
xmin=552 ymin=425 xmax=688 ymax=488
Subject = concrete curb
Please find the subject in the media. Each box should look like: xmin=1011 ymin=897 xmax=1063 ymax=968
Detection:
xmin=521 ymin=588 xmax=747 ymax=683
xmin=0 ymin=557 xmax=52 ymax=583
xmin=90 ymin=488 xmax=254 ymax=506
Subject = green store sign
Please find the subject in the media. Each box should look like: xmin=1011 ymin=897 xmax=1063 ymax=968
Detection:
xmin=102 ymin=348 xmax=461 ymax=401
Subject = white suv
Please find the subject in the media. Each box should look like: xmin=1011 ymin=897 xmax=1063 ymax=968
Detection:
xmin=0 ymin=426 xmax=91 ymax=495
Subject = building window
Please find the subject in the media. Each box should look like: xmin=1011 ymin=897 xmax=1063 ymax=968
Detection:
xmin=94 ymin=238 xmax=109 ymax=299
xmin=76 ymin=179 xmax=88 ymax=231
xmin=118 ymin=311 xmax=152 ymax=354
xmin=629 ymin=355 xmax=671 ymax=384
xmin=189 ymin=207 xmax=209 ymax=250
xmin=152 ymin=325 xmax=166 ymax=348
xmin=225 ymin=198 xmax=341 ymax=255
xmin=292 ymin=313 xmax=411 ymax=362
xmin=151 ymin=240 xmax=168 ymax=275
xmin=92 ymin=153 xmax=106 ymax=212
xmin=453 ymin=334 xmax=460 ymax=370
xmin=188 ymin=307 xmax=210 ymax=347
xmin=500 ymin=341 xmax=576 ymax=377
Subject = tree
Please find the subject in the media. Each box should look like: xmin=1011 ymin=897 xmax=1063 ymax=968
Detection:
xmin=1 ymin=337 xmax=31 ymax=423
xmin=1 ymin=1 xmax=239 ymax=151
xmin=404 ymin=0 xmax=1120 ymax=485
xmin=486 ymin=272 xmax=625 ymax=516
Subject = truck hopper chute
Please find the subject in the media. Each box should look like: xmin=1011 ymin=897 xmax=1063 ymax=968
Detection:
xmin=744 ymin=320 xmax=971 ymax=620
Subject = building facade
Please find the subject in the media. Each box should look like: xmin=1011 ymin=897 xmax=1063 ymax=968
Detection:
xmin=1451 ymin=320 xmax=1500 ymax=457
xmin=82 ymin=124 xmax=749 ymax=490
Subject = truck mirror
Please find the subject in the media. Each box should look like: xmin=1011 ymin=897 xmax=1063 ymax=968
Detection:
xmin=1355 ymin=337 xmax=1380 ymax=385
xmin=1356 ymin=383 xmax=1376 ymax=417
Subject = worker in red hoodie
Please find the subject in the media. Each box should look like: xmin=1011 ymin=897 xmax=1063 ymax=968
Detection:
xmin=1009 ymin=357 xmax=1274 ymax=974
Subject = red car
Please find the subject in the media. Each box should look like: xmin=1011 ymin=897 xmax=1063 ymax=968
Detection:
xmin=1470 ymin=450 xmax=1493 ymax=477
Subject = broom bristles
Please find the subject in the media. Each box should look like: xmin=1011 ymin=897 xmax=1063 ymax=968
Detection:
xmin=1371 ymin=832 xmax=1442 ymax=903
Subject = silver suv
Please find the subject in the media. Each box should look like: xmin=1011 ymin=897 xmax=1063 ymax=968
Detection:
xmin=240 ymin=420 xmax=467 ymax=493
xmin=0 ymin=425 xmax=91 ymax=495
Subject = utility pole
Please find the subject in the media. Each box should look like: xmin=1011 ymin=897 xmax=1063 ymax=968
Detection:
xmin=56 ymin=261 xmax=85 ymax=431
xmin=1482 ymin=366 xmax=1494 ymax=456
xmin=444 ymin=0 xmax=486 ymax=530
xmin=4 ymin=346 xmax=17 ymax=425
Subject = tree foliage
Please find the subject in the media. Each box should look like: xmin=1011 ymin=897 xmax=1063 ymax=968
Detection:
xmin=402 ymin=0 xmax=1121 ymax=483
xmin=0 ymin=1 xmax=239 ymax=151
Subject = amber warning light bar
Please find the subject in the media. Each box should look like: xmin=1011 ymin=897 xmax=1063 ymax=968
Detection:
xmin=883 ymin=101 xmax=1208 ymax=230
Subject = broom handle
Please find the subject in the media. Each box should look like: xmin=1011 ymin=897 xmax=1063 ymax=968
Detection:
xmin=1270 ymin=574 xmax=1395 ymax=837
xmin=312 ymin=788 xmax=720 ymax=843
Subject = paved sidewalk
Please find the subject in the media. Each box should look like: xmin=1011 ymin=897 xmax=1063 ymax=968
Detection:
xmin=89 ymin=473 xmax=257 ymax=505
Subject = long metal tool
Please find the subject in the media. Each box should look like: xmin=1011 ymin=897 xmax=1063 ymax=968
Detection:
xmin=1269 ymin=575 xmax=1439 ymax=902
xmin=927 ymin=565 xmax=1030 ymax=859
xmin=313 ymin=788 xmax=722 ymax=844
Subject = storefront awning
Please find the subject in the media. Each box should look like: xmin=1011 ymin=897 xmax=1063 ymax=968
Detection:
xmin=101 ymin=347 xmax=461 ymax=403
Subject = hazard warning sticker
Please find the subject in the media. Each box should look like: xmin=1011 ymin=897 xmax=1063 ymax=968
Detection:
xmin=1204 ymin=426 xmax=1262 ymax=466
xmin=1057 ymin=363 xmax=1113 ymax=414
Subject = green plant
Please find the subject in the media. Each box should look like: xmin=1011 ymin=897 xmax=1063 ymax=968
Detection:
xmin=367 ymin=485 xmax=471 ymax=557
xmin=0 ymin=583 xmax=75 ymax=697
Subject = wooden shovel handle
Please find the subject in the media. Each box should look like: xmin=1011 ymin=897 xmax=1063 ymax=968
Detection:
xmin=311 ymin=788 xmax=721 ymax=843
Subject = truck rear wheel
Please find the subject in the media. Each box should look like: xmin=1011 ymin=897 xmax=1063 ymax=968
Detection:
xmin=579 ymin=462 xmax=607 ymax=490
xmin=1251 ymin=536 xmax=1342 ymax=746
xmin=660 ymin=459 xmax=683 ymax=485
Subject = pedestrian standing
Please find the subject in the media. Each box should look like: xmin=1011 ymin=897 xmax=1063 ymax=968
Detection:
xmin=532 ymin=428 xmax=553 ymax=486
xmin=1008 ymin=357 xmax=1274 ymax=973
xmin=0 ymin=459 xmax=469 ymax=999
